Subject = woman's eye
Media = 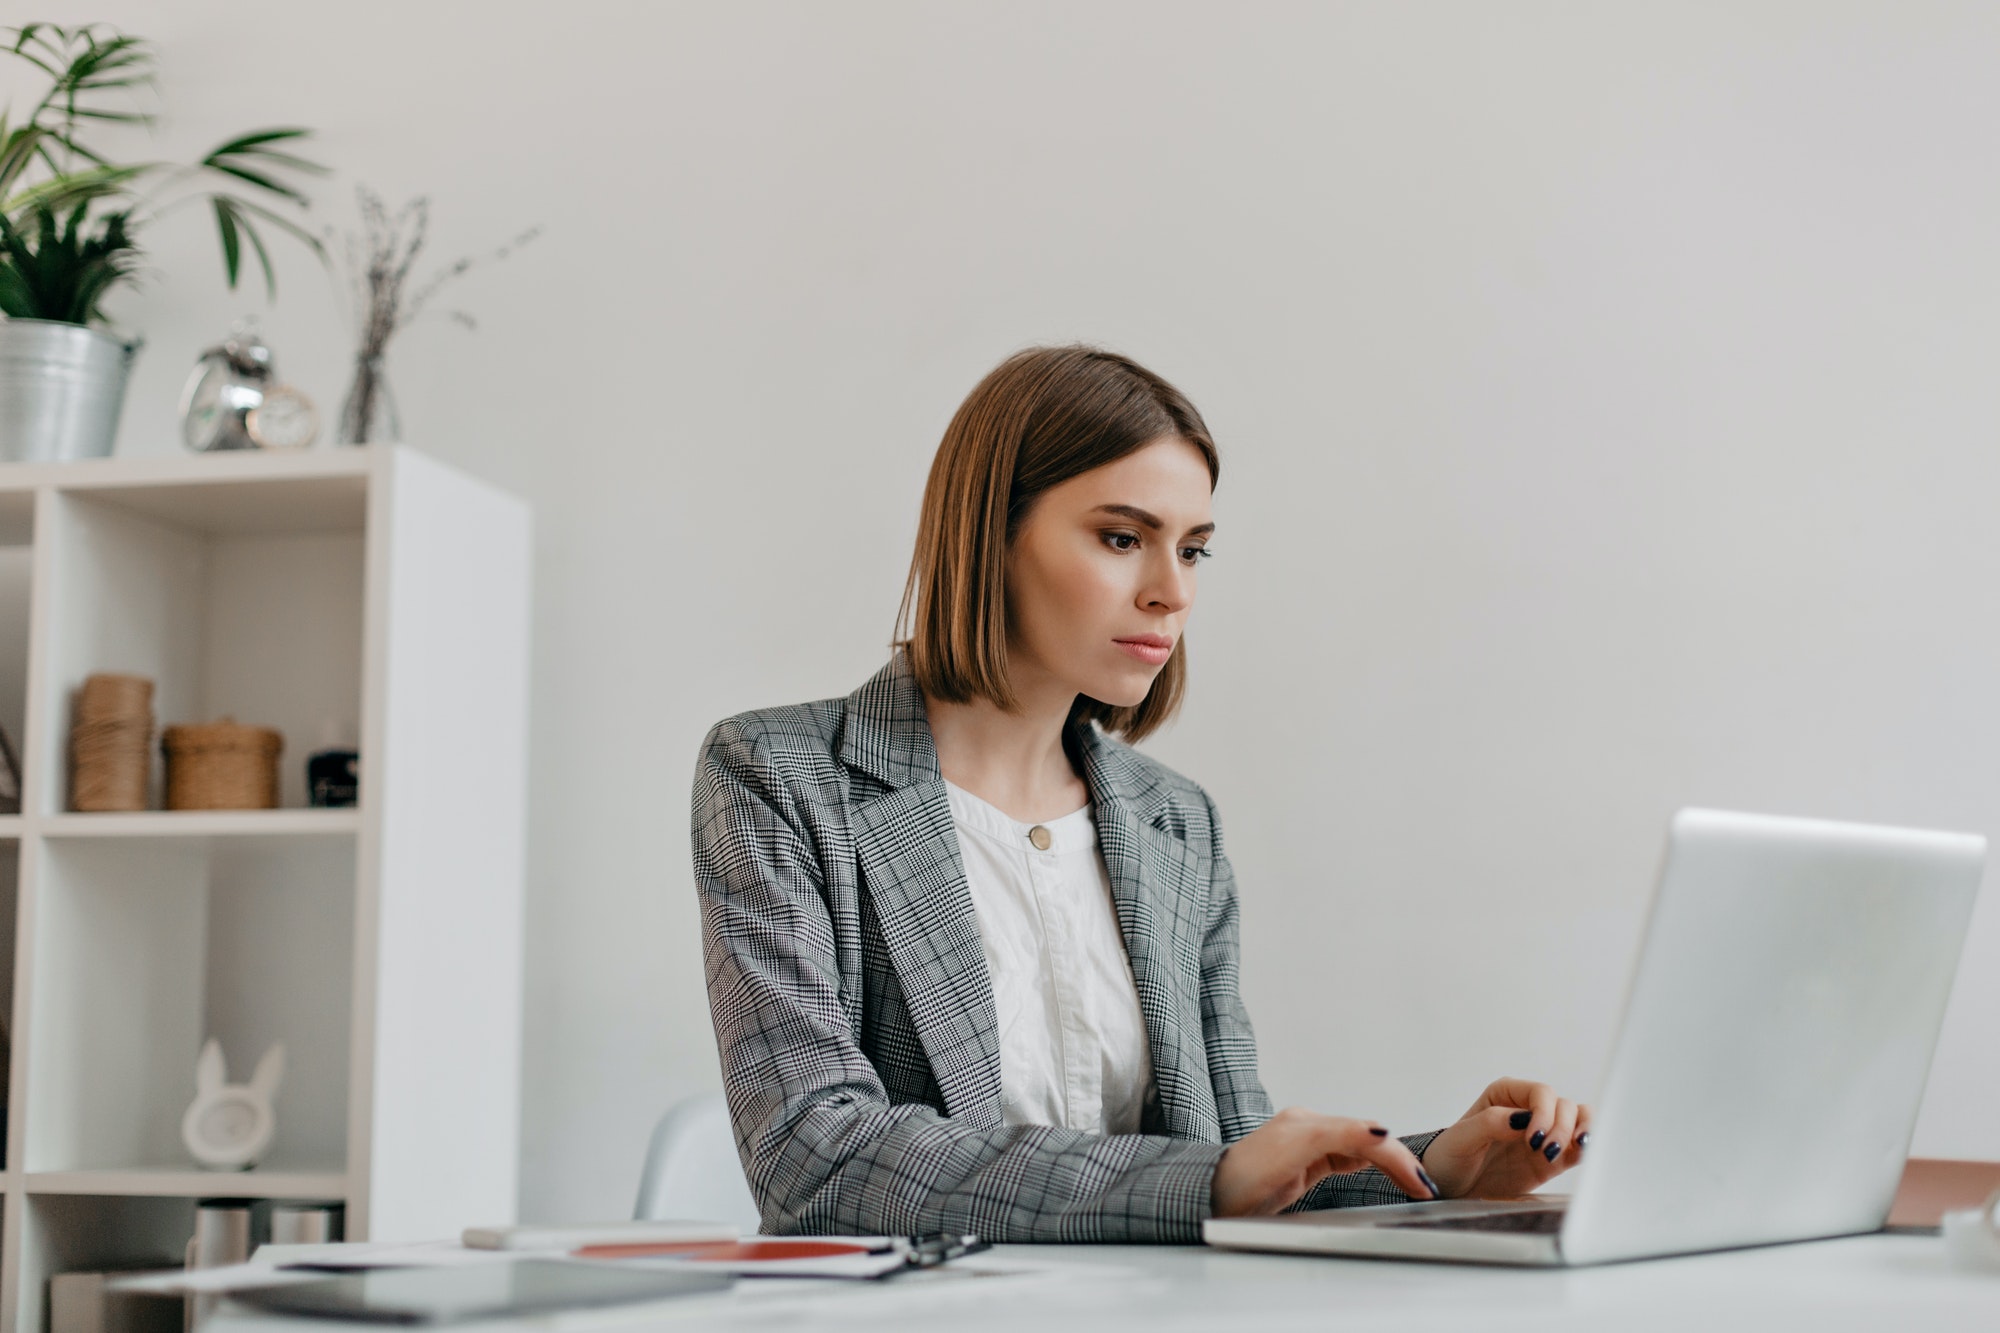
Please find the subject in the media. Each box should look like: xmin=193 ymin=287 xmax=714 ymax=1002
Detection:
xmin=1102 ymin=531 xmax=1213 ymax=563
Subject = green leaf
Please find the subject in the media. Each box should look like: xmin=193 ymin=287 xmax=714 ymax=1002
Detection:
xmin=189 ymin=196 xmax=281 ymax=299
xmin=213 ymin=194 xmax=329 ymax=263
xmin=61 ymin=34 xmax=152 ymax=93
xmin=4 ymin=27 xmax=60 ymax=78
xmin=238 ymin=211 xmax=277 ymax=298
xmin=53 ymin=105 xmax=153 ymax=125
xmin=69 ymin=249 xmax=129 ymax=321
xmin=15 ymin=24 xmax=158 ymax=145
xmin=29 ymin=140 xmax=64 ymax=181
xmin=0 ymin=209 xmax=26 ymax=269
xmin=0 ymin=264 xmax=33 ymax=318
xmin=0 ymin=122 xmax=43 ymax=197
xmin=234 ymin=149 xmax=323 ymax=174
xmin=4 ymin=162 xmax=146 ymax=218
xmin=202 ymin=129 xmax=324 ymax=189
xmin=40 ymin=130 xmax=112 ymax=168
xmin=203 ymin=161 xmax=307 ymax=204
xmin=0 ymin=198 xmax=140 ymax=324
xmin=205 ymin=127 xmax=314 ymax=154
xmin=59 ymin=199 xmax=86 ymax=250
xmin=213 ymin=195 xmax=242 ymax=287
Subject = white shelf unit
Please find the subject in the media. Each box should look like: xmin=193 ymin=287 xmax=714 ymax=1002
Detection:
xmin=0 ymin=446 xmax=530 ymax=1333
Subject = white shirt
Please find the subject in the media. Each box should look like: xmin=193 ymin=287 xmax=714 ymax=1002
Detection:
xmin=944 ymin=778 xmax=1157 ymax=1135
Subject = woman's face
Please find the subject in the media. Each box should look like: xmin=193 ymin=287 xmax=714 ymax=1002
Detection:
xmin=1005 ymin=435 xmax=1215 ymax=709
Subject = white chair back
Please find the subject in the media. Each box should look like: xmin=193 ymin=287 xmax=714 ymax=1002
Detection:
xmin=633 ymin=1092 xmax=762 ymax=1230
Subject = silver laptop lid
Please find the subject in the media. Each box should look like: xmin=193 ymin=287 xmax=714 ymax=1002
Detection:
xmin=1561 ymin=808 xmax=1984 ymax=1265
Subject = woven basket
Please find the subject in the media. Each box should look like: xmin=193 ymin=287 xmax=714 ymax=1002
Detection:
xmin=69 ymin=672 xmax=154 ymax=812
xmin=161 ymin=718 xmax=283 ymax=810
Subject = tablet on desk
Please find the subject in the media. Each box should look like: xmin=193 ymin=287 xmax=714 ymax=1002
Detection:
xmin=231 ymin=1260 xmax=732 ymax=1325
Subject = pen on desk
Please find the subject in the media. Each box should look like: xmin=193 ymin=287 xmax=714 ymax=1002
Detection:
xmin=895 ymin=1233 xmax=990 ymax=1268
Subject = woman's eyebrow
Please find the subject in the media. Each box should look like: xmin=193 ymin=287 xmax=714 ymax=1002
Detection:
xmin=1092 ymin=502 xmax=1215 ymax=537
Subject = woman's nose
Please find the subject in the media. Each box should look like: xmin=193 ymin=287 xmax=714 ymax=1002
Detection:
xmin=1141 ymin=555 xmax=1193 ymax=613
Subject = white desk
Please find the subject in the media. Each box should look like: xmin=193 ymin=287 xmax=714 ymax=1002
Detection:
xmin=210 ymin=1234 xmax=2000 ymax=1332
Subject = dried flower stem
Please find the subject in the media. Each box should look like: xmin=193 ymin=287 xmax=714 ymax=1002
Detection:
xmin=330 ymin=184 xmax=539 ymax=443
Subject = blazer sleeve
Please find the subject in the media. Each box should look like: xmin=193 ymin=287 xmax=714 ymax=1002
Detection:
xmin=692 ymin=716 xmax=1228 ymax=1243
xmin=1197 ymin=789 xmax=1441 ymax=1210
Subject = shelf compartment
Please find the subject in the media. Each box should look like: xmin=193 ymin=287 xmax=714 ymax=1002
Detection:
xmin=0 ymin=526 xmax=29 ymax=808
xmin=22 ymin=836 xmax=355 ymax=1176
xmin=33 ymin=486 xmax=365 ymax=814
xmin=36 ymin=810 xmax=361 ymax=839
xmin=63 ymin=473 xmax=367 ymax=539
xmin=0 ymin=490 xmax=32 ymax=546
xmin=0 ymin=444 xmax=372 ymax=502
xmin=0 ymin=839 xmax=15 ymax=1172
xmin=25 ymin=1166 xmax=346 ymax=1199
xmin=18 ymin=1195 xmax=187 ymax=1333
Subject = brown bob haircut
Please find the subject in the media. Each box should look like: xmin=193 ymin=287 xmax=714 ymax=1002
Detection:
xmin=893 ymin=344 xmax=1220 ymax=745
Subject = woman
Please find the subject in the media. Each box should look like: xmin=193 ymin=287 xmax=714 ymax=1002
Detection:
xmin=692 ymin=346 xmax=1590 ymax=1241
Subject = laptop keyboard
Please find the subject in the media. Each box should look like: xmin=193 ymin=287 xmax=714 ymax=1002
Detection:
xmin=1386 ymin=1210 xmax=1565 ymax=1235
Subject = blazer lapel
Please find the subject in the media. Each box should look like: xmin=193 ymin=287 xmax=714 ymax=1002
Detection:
xmin=841 ymin=655 xmax=1005 ymax=1128
xmin=1079 ymin=728 xmax=1219 ymax=1140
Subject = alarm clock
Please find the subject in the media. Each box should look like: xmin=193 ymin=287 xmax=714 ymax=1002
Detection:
xmin=182 ymin=1037 xmax=285 ymax=1170
xmin=247 ymin=384 xmax=320 ymax=449
xmin=179 ymin=330 xmax=274 ymax=452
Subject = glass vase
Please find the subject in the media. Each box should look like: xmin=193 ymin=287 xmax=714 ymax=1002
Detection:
xmin=338 ymin=354 xmax=401 ymax=445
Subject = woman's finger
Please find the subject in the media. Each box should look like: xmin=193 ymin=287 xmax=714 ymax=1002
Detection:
xmin=1320 ymin=1153 xmax=1372 ymax=1174
xmin=1563 ymin=1103 xmax=1594 ymax=1164
xmin=1467 ymin=1104 xmax=1532 ymax=1141
xmin=1214 ymin=1109 xmax=1438 ymax=1216
xmin=1539 ymin=1098 xmax=1578 ymax=1166
xmin=1469 ymin=1075 xmax=1548 ymax=1120
xmin=1317 ymin=1119 xmax=1439 ymax=1201
xmin=1511 ymin=1082 xmax=1559 ymax=1154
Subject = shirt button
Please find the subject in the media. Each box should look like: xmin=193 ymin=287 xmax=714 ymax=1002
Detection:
xmin=1028 ymin=825 xmax=1052 ymax=850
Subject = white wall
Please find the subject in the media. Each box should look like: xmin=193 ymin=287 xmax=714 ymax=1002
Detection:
xmin=30 ymin=0 xmax=2000 ymax=1222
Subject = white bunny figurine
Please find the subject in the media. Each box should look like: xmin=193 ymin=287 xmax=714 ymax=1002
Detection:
xmin=181 ymin=1038 xmax=285 ymax=1170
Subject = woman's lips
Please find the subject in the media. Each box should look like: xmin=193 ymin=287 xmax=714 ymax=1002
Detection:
xmin=1114 ymin=636 xmax=1173 ymax=666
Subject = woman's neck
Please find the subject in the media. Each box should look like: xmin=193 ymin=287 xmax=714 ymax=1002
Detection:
xmin=923 ymin=676 xmax=1090 ymax=824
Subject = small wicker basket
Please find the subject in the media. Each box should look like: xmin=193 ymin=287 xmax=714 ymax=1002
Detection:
xmin=161 ymin=718 xmax=284 ymax=810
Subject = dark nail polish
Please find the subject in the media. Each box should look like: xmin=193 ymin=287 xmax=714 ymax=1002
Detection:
xmin=1419 ymin=1169 xmax=1441 ymax=1200
xmin=1577 ymin=1132 xmax=1590 ymax=1149
xmin=1369 ymin=1126 xmax=1388 ymax=1137
xmin=1509 ymin=1110 xmax=1531 ymax=1130
xmin=1543 ymin=1141 xmax=1562 ymax=1161
xmin=1529 ymin=1130 xmax=1546 ymax=1150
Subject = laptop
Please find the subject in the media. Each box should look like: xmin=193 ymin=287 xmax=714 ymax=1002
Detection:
xmin=1204 ymin=807 xmax=1985 ymax=1266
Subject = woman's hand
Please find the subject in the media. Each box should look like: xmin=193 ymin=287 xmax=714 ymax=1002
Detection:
xmin=1211 ymin=1106 xmax=1441 ymax=1217
xmin=1420 ymin=1077 xmax=1592 ymax=1200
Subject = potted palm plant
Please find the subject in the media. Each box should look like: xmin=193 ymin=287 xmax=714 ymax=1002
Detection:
xmin=0 ymin=22 xmax=325 ymax=462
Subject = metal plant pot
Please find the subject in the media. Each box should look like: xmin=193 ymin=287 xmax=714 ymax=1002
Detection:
xmin=0 ymin=317 xmax=143 ymax=463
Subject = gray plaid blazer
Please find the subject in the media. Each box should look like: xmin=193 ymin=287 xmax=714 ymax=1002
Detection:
xmin=691 ymin=648 xmax=1437 ymax=1242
